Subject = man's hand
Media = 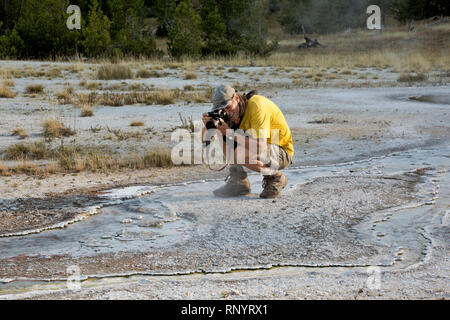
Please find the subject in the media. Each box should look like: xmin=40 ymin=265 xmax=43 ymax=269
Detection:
xmin=202 ymin=113 xmax=212 ymax=127
xmin=217 ymin=118 xmax=231 ymax=136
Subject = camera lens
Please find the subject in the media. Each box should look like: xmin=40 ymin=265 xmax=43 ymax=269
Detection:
xmin=205 ymin=120 xmax=216 ymax=129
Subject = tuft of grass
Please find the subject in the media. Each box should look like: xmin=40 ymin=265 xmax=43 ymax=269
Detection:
xmin=307 ymin=116 xmax=336 ymax=124
xmin=339 ymin=69 xmax=352 ymax=75
xmin=80 ymin=81 xmax=102 ymax=90
xmin=80 ymin=104 xmax=94 ymax=117
xmin=183 ymin=72 xmax=198 ymax=80
xmin=191 ymin=92 xmax=208 ymax=103
xmin=2 ymin=143 xmax=177 ymax=176
xmin=228 ymin=67 xmax=239 ymax=73
xmin=146 ymin=90 xmax=175 ymax=105
xmin=96 ymin=64 xmax=133 ymax=80
xmin=130 ymin=121 xmax=145 ymax=127
xmin=56 ymin=87 xmax=74 ymax=104
xmin=143 ymin=150 xmax=173 ymax=168
xmin=178 ymin=113 xmax=195 ymax=132
xmin=292 ymin=79 xmax=305 ymax=86
xmin=0 ymin=81 xmax=17 ymax=98
xmin=4 ymin=142 xmax=50 ymax=160
xmin=25 ymin=84 xmax=44 ymax=94
xmin=42 ymin=118 xmax=76 ymax=139
xmin=3 ymin=79 xmax=14 ymax=87
xmin=0 ymin=162 xmax=11 ymax=176
xmin=397 ymin=72 xmax=428 ymax=82
xmin=11 ymin=127 xmax=29 ymax=139
xmin=77 ymin=91 xmax=98 ymax=105
xmin=136 ymin=69 xmax=163 ymax=78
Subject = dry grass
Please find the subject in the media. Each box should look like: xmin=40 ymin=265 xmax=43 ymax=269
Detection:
xmin=178 ymin=113 xmax=195 ymax=132
xmin=80 ymin=104 xmax=94 ymax=117
xmin=152 ymin=90 xmax=176 ymax=105
xmin=4 ymin=142 xmax=50 ymax=160
xmin=96 ymin=64 xmax=133 ymax=80
xmin=56 ymin=87 xmax=74 ymax=104
xmin=0 ymin=162 xmax=11 ymax=176
xmin=0 ymin=81 xmax=17 ymax=98
xmin=184 ymin=72 xmax=198 ymax=80
xmin=2 ymin=79 xmax=14 ymax=87
xmin=42 ymin=118 xmax=76 ymax=139
xmin=130 ymin=121 xmax=145 ymax=127
xmin=80 ymin=81 xmax=102 ymax=90
xmin=94 ymin=23 xmax=448 ymax=74
xmin=397 ymin=72 xmax=428 ymax=82
xmin=136 ymin=69 xmax=164 ymax=78
xmin=25 ymin=84 xmax=44 ymax=94
xmin=143 ymin=150 xmax=173 ymax=168
xmin=77 ymin=92 xmax=98 ymax=105
xmin=11 ymin=127 xmax=29 ymax=139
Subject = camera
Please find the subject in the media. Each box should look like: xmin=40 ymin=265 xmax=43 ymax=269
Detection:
xmin=205 ymin=108 xmax=229 ymax=129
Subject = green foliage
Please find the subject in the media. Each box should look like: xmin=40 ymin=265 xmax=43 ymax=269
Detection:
xmin=108 ymin=0 xmax=146 ymax=37
xmin=167 ymin=0 xmax=203 ymax=58
xmin=81 ymin=0 xmax=111 ymax=57
xmin=0 ymin=29 xmax=25 ymax=58
xmin=151 ymin=0 xmax=178 ymax=37
xmin=392 ymin=0 xmax=450 ymax=23
xmin=14 ymin=0 xmax=79 ymax=58
xmin=239 ymin=0 xmax=278 ymax=56
xmin=201 ymin=6 xmax=236 ymax=55
xmin=200 ymin=0 xmax=277 ymax=56
xmin=110 ymin=2 xmax=159 ymax=57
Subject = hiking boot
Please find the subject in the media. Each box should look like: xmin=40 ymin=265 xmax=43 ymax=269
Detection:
xmin=259 ymin=171 xmax=288 ymax=199
xmin=213 ymin=165 xmax=251 ymax=197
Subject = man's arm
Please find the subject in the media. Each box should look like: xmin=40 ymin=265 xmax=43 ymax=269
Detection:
xmin=217 ymin=119 xmax=267 ymax=156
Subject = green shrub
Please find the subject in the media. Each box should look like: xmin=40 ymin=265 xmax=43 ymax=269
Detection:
xmin=201 ymin=6 xmax=236 ymax=56
xmin=0 ymin=29 xmax=25 ymax=58
xmin=14 ymin=0 xmax=78 ymax=58
xmin=167 ymin=0 xmax=203 ymax=58
xmin=81 ymin=0 xmax=111 ymax=58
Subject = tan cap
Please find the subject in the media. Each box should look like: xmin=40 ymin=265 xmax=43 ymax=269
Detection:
xmin=211 ymin=85 xmax=235 ymax=111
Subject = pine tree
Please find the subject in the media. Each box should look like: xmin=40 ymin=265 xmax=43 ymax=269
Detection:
xmin=202 ymin=6 xmax=235 ymax=55
xmin=81 ymin=0 xmax=111 ymax=57
xmin=0 ymin=28 xmax=25 ymax=58
xmin=113 ymin=7 xmax=159 ymax=57
xmin=151 ymin=0 xmax=178 ymax=37
xmin=167 ymin=0 xmax=203 ymax=58
xmin=108 ymin=0 xmax=146 ymax=37
xmin=15 ymin=0 xmax=78 ymax=58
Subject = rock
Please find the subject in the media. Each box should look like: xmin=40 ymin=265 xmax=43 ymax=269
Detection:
xmin=138 ymin=220 xmax=163 ymax=228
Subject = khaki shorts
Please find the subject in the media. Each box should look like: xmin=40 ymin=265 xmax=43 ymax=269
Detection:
xmin=257 ymin=144 xmax=293 ymax=171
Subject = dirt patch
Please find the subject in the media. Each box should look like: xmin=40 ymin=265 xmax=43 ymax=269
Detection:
xmin=0 ymin=165 xmax=224 ymax=236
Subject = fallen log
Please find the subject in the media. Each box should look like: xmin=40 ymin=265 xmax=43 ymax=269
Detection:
xmin=297 ymin=25 xmax=326 ymax=48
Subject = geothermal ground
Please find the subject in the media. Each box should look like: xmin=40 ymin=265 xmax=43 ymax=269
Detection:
xmin=0 ymin=60 xmax=449 ymax=299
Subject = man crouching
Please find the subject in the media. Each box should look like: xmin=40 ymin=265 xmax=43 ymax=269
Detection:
xmin=202 ymin=85 xmax=294 ymax=198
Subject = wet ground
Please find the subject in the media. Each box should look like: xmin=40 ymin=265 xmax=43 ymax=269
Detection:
xmin=0 ymin=142 xmax=448 ymax=298
xmin=0 ymin=60 xmax=449 ymax=298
